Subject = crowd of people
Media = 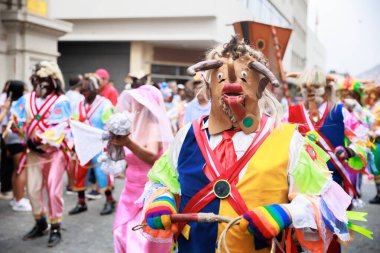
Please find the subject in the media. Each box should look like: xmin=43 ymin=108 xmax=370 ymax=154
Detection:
xmin=0 ymin=61 xmax=211 ymax=248
xmin=0 ymin=36 xmax=378 ymax=253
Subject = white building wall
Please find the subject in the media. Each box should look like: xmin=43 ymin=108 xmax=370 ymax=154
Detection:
xmin=0 ymin=1 xmax=72 ymax=89
xmin=50 ymin=0 xmax=217 ymax=20
xmin=0 ymin=3 xmax=10 ymax=87
xmin=51 ymin=0 xmax=252 ymax=47
xmin=50 ymin=0 xmax=254 ymax=84
xmin=289 ymin=0 xmax=308 ymax=72
xmin=50 ymin=0 xmax=326 ymax=77
xmin=269 ymin=0 xmax=293 ymax=24
xmin=306 ymin=26 xmax=326 ymax=70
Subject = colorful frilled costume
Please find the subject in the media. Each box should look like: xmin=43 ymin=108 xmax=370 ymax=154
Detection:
xmin=113 ymin=84 xmax=174 ymax=253
xmin=335 ymin=77 xmax=377 ymax=202
xmin=138 ymin=37 xmax=371 ymax=253
xmin=364 ymin=83 xmax=380 ymax=204
xmin=69 ymin=75 xmax=116 ymax=216
xmin=12 ymin=61 xmax=71 ymax=247
xmin=285 ymin=70 xmax=375 ymax=252
xmin=286 ymin=70 xmax=370 ymax=199
xmin=337 ymin=77 xmax=374 ymax=130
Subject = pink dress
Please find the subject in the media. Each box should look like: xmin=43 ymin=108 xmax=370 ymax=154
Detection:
xmin=113 ymin=148 xmax=172 ymax=253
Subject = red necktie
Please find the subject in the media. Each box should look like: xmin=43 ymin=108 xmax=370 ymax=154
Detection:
xmin=214 ymin=130 xmax=239 ymax=174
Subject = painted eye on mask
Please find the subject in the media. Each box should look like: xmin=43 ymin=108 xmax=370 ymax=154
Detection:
xmin=40 ymin=81 xmax=50 ymax=89
xmin=240 ymin=71 xmax=248 ymax=82
xmin=217 ymin=72 xmax=225 ymax=83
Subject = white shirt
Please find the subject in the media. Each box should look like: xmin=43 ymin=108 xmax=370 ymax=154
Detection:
xmin=66 ymin=90 xmax=84 ymax=114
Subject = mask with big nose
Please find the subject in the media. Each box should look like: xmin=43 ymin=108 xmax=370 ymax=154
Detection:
xmin=301 ymin=82 xmax=326 ymax=105
xmin=288 ymin=71 xmax=334 ymax=123
xmin=187 ymin=55 xmax=279 ymax=134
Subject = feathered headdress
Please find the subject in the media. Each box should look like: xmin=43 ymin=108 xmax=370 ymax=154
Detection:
xmin=35 ymin=61 xmax=65 ymax=90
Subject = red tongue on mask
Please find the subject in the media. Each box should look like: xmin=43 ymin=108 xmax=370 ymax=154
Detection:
xmin=222 ymin=95 xmax=246 ymax=121
xmin=222 ymin=83 xmax=260 ymax=133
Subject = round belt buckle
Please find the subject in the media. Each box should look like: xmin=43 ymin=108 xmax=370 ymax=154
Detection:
xmin=213 ymin=180 xmax=231 ymax=199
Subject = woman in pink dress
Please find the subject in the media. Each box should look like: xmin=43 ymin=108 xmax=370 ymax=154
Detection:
xmin=111 ymin=84 xmax=173 ymax=253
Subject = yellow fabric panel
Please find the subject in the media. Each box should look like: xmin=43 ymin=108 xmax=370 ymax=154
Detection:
xmin=216 ymin=124 xmax=296 ymax=253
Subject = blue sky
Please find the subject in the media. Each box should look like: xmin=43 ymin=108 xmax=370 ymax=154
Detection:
xmin=308 ymin=0 xmax=380 ymax=75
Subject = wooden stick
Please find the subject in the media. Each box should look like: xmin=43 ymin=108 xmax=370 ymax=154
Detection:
xmin=132 ymin=213 xmax=279 ymax=253
xmin=271 ymin=26 xmax=291 ymax=105
xmin=170 ymin=213 xmax=235 ymax=223
xmin=132 ymin=213 xmax=237 ymax=231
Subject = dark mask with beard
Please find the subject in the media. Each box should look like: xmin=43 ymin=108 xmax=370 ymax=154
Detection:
xmin=35 ymin=77 xmax=55 ymax=99
xmin=31 ymin=61 xmax=65 ymax=98
xmin=80 ymin=78 xmax=98 ymax=104
xmin=131 ymin=75 xmax=149 ymax=89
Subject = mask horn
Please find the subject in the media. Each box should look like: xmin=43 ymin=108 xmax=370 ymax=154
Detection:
xmin=286 ymin=72 xmax=301 ymax=78
xmin=360 ymin=80 xmax=374 ymax=85
xmin=326 ymin=74 xmax=336 ymax=83
xmin=187 ymin=60 xmax=224 ymax=76
xmin=248 ymin=61 xmax=279 ymax=98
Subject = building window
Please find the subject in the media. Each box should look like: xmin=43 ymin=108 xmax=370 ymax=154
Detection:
xmin=151 ymin=64 xmax=191 ymax=84
xmin=292 ymin=51 xmax=306 ymax=69
xmin=293 ymin=20 xmax=306 ymax=41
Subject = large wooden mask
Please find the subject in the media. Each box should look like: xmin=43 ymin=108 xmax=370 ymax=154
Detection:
xmin=187 ymin=37 xmax=279 ymax=134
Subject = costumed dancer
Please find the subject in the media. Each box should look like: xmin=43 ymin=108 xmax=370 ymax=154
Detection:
xmin=364 ymin=83 xmax=380 ymax=204
xmin=286 ymin=69 xmax=373 ymax=252
xmin=12 ymin=61 xmax=72 ymax=247
xmin=136 ymin=37 xmax=371 ymax=253
xmin=336 ymin=78 xmax=376 ymax=203
xmin=110 ymin=82 xmax=173 ymax=253
xmin=68 ymin=75 xmax=116 ymax=215
xmin=337 ymin=77 xmax=374 ymax=129
xmin=286 ymin=70 xmax=369 ymax=198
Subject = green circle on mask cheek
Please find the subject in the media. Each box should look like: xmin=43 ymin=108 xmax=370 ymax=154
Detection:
xmin=243 ymin=117 xmax=254 ymax=128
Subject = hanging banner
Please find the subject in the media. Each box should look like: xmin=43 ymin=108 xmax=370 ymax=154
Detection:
xmin=27 ymin=0 xmax=48 ymax=17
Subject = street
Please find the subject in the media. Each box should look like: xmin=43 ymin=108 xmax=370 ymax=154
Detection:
xmin=0 ymin=177 xmax=124 ymax=253
xmin=0 ymin=177 xmax=378 ymax=253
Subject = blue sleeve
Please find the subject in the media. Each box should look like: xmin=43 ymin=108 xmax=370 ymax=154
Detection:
xmin=49 ymin=100 xmax=71 ymax=124
xmin=10 ymin=96 xmax=27 ymax=122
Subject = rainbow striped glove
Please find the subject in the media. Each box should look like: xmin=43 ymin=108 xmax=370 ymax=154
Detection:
xmin=144 ymin=193 xmax=177 ymax=230
xmin=239 ymin=204 xmax=291 ymax=240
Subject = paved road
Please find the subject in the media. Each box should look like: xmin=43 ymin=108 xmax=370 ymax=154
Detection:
xmin=343 ymin=177 xmax=379 ymax=253
xmin=0 ymin=177 xmax=124 ymax=253
xmin=0 ymin=177 xmax=378 ymax=253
